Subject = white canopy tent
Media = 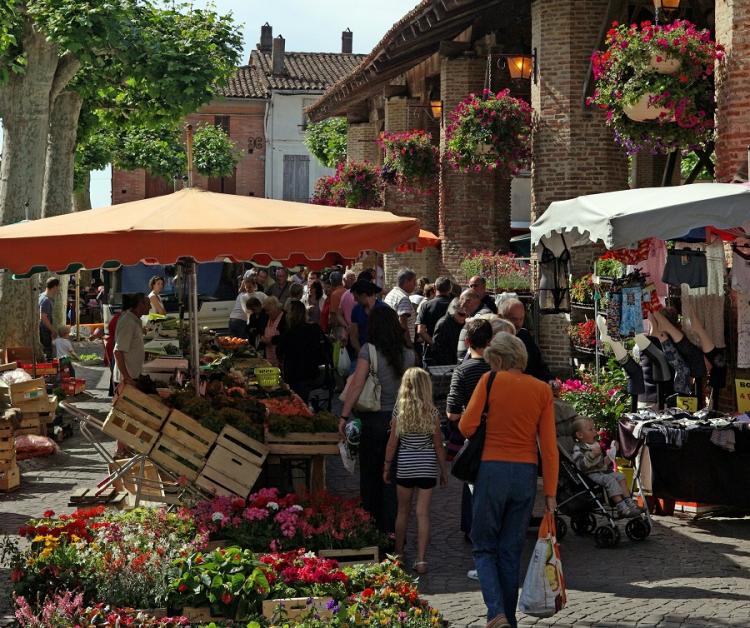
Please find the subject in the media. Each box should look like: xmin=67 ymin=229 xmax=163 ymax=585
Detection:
xmin=530 ymin=183 xmax=750 ymax=254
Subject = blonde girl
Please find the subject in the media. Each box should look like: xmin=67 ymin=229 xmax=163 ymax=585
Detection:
xmin=383 ymin=367 xmax=448 ymax=574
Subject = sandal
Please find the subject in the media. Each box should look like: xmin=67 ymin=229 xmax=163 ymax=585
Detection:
xmin=486 ymin=615 xmax=511 ymax=628
xmin=413 ymin=561 xmax=428 ymax=574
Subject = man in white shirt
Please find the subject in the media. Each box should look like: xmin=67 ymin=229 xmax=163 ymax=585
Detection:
xmin=113 ymin=293 xmax=150 ymax=393
xmin=384 ymin=268 xmax=417 ymax=348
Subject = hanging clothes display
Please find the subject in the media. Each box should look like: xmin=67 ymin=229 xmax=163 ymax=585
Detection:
xmin=731 ymin=241 xmax=750 ymax=294
xmin=619 ymin=285 xmax=644 ymax=337
xmin=538 ymin=238 xmax=571 ymax=313
xmin=738 ymin=296 xmax=750 ymax=369
xmin=662 ymin=247 xmax=708 ymax=288
xmin=660 ymin=338 xmax=693 ymax=395
xmin=635 ymin=238 xmax=668 ymax=298
xmin=606 ymin=290 xmax=622 ymax=340
xmin=681 ymin=239 xmax=726 ymax=349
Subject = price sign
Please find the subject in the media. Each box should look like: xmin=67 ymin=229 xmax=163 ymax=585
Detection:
xmin=675 ymin=396 xmax=698 ymax=413
xmin=735 ymin=379 xmax=750 ymax=413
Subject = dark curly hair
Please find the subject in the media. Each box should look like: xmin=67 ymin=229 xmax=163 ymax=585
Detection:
xmin=367 ymin=306 xmax=407 ymax=376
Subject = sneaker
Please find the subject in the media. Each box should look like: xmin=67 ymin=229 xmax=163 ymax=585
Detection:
xmin=467 ymin=569 xmax=479 ymax=581
xmin=626 ymin=497 xmax=646 ymax=512
xmin=617 ymin=501 xmax=642 ymax=519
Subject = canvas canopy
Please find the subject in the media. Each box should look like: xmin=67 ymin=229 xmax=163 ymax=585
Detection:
xmin=0 ymin=187 xmax=420 ymax=275
xmin=530 ymin=183 xmax=750 ymax=255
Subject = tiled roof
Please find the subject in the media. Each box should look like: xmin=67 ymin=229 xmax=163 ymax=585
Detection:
xmin=217 ymin=51 xmax=366 ymax=99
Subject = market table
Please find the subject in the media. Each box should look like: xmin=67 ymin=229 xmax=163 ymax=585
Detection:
xmin=640 ymin=425 xmax=750 ymax=509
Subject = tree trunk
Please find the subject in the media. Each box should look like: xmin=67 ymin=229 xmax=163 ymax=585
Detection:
xmin=43 ymin=91 xmax=82 ymax=217
xmin=73 ymin=171 xmax=92 ymax=212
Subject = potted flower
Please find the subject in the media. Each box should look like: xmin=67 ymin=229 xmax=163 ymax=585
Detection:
xmin=570 ymin=274 xmax=595 ymax=307
xmin=460 ymin=250 xmax=531 ymax=294
xmin=378 ymin=129 xmax=439 ymax=191
xmin=569 ymin=319 xmax=597 ymax=353
xmin=588 ymin=19 xmax=724 ymax=154
xmin=332 ymin=161 xmax=383 ymax=209
xmin=445 ymin=89 xmax=532 ymax=173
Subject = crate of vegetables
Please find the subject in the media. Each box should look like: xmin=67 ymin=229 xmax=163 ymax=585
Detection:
xmin=264 ymin=412 xmax=340 ymax=456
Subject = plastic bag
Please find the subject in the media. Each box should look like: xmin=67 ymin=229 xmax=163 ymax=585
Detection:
xmin=518 ymin=512 xmax=567 ymax=617
xmin=0 ymin=368 xmax=32 ymax=385
xmin=336 ymin=344 xmax=351 ymax=377
xmin=339 ymin=441 xmax=356 ymax=474
xmin=15 ymin=434 xmax=59 ymax=460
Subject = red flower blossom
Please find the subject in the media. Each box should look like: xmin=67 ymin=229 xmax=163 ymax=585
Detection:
xmin=43 ymin=510 xmax=55 ymax=518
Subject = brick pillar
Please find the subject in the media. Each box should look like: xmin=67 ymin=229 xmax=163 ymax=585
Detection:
xmin=382 ymin=96 xmax=441 ymax=287
xmin=531 ymin=0 xmax=629 ymax=374
xmin=715 ymin=0 xmax=750 ymax=182
xmin=631 ymin=153 xmax=681 ymax=188
xmin=112 ymin=169 xmax=147 ymax=204
xmin=438 ymin=56 xmax=513 ymax=279
xmin=347 ymin=122 xmax=380 ymax=163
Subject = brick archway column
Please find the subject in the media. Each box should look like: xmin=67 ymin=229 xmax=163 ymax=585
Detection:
xmin=531 ymin=0 xmax=629 ymax=373
xmin=439 ymin=56 xmax=513 ymax=281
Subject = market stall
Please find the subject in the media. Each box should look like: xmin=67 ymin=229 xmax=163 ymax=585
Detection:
xmin=531 ymin=182 xmax=750 ymax=511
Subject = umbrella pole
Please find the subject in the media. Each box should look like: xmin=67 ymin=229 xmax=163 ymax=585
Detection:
xmin=76 ymin=270 xmax=81 ymax=342
xmin=594 ymin=259 xmax=600 ymax=384
xmin=188 ymin=260 xmax=201 ymax=393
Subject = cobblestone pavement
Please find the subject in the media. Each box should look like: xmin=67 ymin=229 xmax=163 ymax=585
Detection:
xmin=2 ymin=364 xmax=750 ymax=627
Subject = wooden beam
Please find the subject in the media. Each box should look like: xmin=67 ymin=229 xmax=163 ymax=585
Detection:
xmin=439 ymin=39 xmax=472 ymax=57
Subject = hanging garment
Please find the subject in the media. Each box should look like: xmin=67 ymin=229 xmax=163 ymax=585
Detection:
xmin=660 ymin=338 xmax=692 ymax=395
xmin=662 ymin=248 xmax=708 ymax=288
xmin=641 ymin=284 xmax=663 ymax=317
xmin=635 ymin=238 xmax=669 ymax=298
xmin=738 ymin=294 xmax=750 ymax=369
xmin=619 ymin=286 xmax=644 ymax=337
xmin=732 ymin=245 xmax=750 ymax=294
xmin=601 ymin=238 xmax=652 ymax=265
xmin=606 ymin=290 xmax=622 ymax=340
xmin=681 ymin=240 xmax=726 ymax=349
xmin=538 ymin=239 xmax=571 ymax=313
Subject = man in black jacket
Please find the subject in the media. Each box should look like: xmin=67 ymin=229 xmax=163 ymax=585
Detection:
xmin=498 ymin=298 xmax=552 ymax=382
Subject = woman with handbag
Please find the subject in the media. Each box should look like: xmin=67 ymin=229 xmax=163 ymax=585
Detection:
xmin=458 ymin=332 xmax=558 ymax=628
xmin=339 ymin=306 xmax=414 ymax=533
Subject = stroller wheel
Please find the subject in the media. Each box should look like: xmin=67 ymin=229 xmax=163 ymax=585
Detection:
xmin=625 ymin=517 xmax=651 ymax=541
xmin=571 ymin=512 xmax=597 ymax=536
xmin=555 ymin=515 xmax=567 ymax=541
xmin=594 ymin=525 xmax=621 ymax=548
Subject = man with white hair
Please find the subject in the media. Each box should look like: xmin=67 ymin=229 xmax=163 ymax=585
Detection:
xmin=338 ymin=270 xmax=357 ymax=327
xmin=497 ymin=298 xmax=552 ymax=382
xmin=384 ymin=268 xmax=417 ymax=348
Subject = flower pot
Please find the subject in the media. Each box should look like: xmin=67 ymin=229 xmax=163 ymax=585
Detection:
xmin=623 ymin=94 xmax=670 ymax=122
xmin=649 ymin=54 xmax=681 ymax=74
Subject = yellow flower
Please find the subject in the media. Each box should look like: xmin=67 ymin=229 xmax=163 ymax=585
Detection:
xmin=32 ymin=535 xmax=46 ymax=543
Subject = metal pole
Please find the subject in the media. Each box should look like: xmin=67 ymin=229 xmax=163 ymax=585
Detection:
xmin=189 ymin=260 xmax=201 ymax=392
xmin=594 ymin=260 xmax=600 ymax=384
xmin=75 ymin=270 xmax=81 ymax=342
xmin=185 ymin=124 xmax=194 ymax=189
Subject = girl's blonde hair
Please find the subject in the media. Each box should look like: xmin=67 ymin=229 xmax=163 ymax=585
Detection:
xmin=394 ymin=367 xmax=437 ymax=435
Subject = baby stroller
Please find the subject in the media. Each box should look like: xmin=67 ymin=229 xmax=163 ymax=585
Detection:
xmin=553 ymin=400 xmax=652 ymax=548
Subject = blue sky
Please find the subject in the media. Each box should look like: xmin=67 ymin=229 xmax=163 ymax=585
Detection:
xmin=89 ymin=0 xmax=417 ymax=207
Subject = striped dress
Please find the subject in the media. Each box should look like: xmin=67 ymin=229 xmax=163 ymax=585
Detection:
xmin=395 ymin=408 xmax=439 ymax=480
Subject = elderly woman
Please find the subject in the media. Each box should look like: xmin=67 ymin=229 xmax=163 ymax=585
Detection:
xmin=459 ymin=333 xmax=558 ymax=628
xmin=259 ymin=296 xmax=286 ymax=366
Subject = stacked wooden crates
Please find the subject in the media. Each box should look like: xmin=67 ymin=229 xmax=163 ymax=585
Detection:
xmin=0 ymin=377 xmax=57 ymax=437
xmin=0 ymin=409 xmax=19 ymax=491
xmin=102 ymin=385 xmax=169 ymax=454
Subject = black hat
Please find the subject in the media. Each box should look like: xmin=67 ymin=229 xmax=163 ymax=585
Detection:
xmin=350 ymin=280 xmax=382 ymax=296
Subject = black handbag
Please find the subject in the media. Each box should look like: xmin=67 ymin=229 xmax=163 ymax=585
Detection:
xmin=451 ymin=372 xmax=496 ymax=483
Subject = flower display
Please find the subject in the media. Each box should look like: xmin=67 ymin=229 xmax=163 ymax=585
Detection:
xmin=311 ymin=161 xmax=383 ymax=208
xmin=459 ymin=250 xmax=531 ymax=292
xmin=570 ymin=274 xmax=595 ymax=305
xmin=378 ymin=130 xmax=439 ymax=190
xmin=588 ymin=20 xmax=723 ymax=154
xmin=444 ymin=88 xmax=532 ymax=174
xmin=568 ymin=320 xmax=597 ymax=350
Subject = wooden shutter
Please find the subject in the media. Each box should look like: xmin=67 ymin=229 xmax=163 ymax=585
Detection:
xmin=282 ymin=155 xmax=310 ymax=202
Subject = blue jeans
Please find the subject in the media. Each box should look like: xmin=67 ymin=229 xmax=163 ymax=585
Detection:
xmin=472 ymin=461 xmax=537 ymax=626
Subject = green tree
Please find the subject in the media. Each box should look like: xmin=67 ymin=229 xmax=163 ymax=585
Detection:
xmin=304 ymin=117 xmax=347 ymax=168
xmin=192 ymin=123 xmax=241 ymax=179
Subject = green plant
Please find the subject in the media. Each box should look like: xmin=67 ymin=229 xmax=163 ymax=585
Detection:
xmin=192 ymin=123 xmax=242 ymax=179
xmin=379 ymin=130 xmax=438 ymax=189
xmin=445 ymin=88 xmax=532 ymax=174
xmin=570 ymin=274 xmax=594 ymax=304
xmin=459 ymin=250 xmax=531 ymax=292
xmin=560 ymin=368 xmax=628 ymax=436
xmin=305 ymin=117 xmax=348 ymax=168
xmin=312 ymin=162 xmax=383 ymax=209
xmin=588 ymin=19 xmax=723 ymax=154
xmin=169 ymin=547 xmax=270 ymax=620
xmin=595 ymin=258 xmax=624 ymax=279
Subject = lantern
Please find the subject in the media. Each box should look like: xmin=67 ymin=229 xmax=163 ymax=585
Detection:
xmin=507 ymin=54 xmax=534 ymax=80
xmin=653 ymin=0 xmax=681 ymax=8
xmin=430 ymin=99 xmax=442 ymax=120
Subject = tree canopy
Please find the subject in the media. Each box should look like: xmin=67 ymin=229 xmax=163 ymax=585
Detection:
xmin=304 ymin=117 xmax=347 ymax=168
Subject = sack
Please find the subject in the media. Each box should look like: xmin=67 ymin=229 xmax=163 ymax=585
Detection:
xmin=336 ymin=344 xmax=351 ymax=376
xmin=518 ymin=512 xmax=567 ymax=618
xmin=338 ymin=344 xmax=381 ymax=413
xmin=451 ymin=372 xmax=496 ymax=483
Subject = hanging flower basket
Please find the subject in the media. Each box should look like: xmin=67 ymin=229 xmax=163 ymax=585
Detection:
xmin=569 ymin=320 xmax=597 ymax=352
xmin=445 ymin=88 xmax=532 ymax=174
xmin=587 ymin=19 xmax=724 ymax=155
xmin=378 ymin=130 xmax=438 ymax=190
xmin=311 ymin=161 xmax=383 ymax=209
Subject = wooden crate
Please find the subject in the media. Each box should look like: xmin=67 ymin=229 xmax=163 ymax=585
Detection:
xmin=195 ymin=444 xmax=263 ymax=498
xmin=0 ymin=421 xmax=14 ymax=456
xmin=150 ymin=434 xmax=207 ymax=481
xmin=0 ymin=463 xmax=20 ymax=492
xmin=162 ymin=409 xmax=218 ymax=458
xmin=264 ymin=430 xmax=340 ymax=456
xmin=108 ymin=458 xmax=171 ymax=504
xmin=113 ymin=385 xmax=169 ymax=431
xmin=3 ymin=347 xmax=32 ymax=363
xmin=318 ymin=546 xmax=379 ymax=567
xmin=217 ymin=425 xmax=269 ymax=466
xmin=102 ymin=408 xmax=159 ymax=455
xmin=0 ymin=378 xmax=48 ymax=411
xmin=262 ymin=597 xmax=333 ymax=621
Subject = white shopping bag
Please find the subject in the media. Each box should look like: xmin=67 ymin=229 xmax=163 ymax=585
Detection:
xmin=518 ymin=512 xmax=567 ymax=617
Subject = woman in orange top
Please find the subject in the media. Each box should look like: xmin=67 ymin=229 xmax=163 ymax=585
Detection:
xmin=459 ymin=332 xmax=558 ymax=628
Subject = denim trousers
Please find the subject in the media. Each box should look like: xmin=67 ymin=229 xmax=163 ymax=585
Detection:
xmin=358 ymin=410 xmax=397 ymax=534
xmin=472 ymin=460 xmax=537 ymax=626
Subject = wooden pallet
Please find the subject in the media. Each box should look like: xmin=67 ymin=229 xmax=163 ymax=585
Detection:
xmin=0 ymin=463 xmax=19 ymax=492
xmin=318 ymin=546 xmax=379 ymax=567
xmin=102 ymin=408 xmax=159 ymax=454
xmin=262 ymin=597 xmax=333 ymax=621
xmin=107 ymin=458 xmax=178 ymax=504
xmin=150 ymin=434 xmax=207 ymax=481
xmin=68 ymin=486 xmax=127 ymax=507
xmin=217 ymin=425 xmax=269 ymax=466
xmin=264 ymin=430 xmax=340 ymax=456
xmin=113 ymin=385 xmax=169 ymax=431
xmin=161 ymin=409 xmax=218 ymax=458
xmin=195 ymin=444 xmax=263 ymax=498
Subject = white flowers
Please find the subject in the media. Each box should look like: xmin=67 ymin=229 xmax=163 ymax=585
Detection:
xmin=290 ymin=504 xmax=304 ymax=512
xmin=267 ymin=502 xmax=279 ymax=511
xmin=211 ymin=511 xmax=225 ymax=522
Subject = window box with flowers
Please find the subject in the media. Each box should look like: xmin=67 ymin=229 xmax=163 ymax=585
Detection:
xmin=460 ymin=250 xmax=531 ymax=294
xmin=445 ymin=89 xmax=532 ymax=174
xmin=378 ymin=129 xmax=438 ymax=191
xmin=588 ymin=19 xmax=724 ymax=155
xmin=569 ymin=319 xmax=597 ymax=354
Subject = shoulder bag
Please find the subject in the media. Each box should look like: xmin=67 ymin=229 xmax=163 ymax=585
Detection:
xmin=339 ymin=344 xmax=382 ymax=412
xmin=451 ymin=371 xmax=497 ymax=483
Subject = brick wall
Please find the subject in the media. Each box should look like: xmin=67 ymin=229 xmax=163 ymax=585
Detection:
xmin=346 ymin=122 xmax=380 ymax=163
xmin=438 ymin=55 xmax=513 ymax=279
xmin=531 ymin=0 xmax=629 ymax=374
xmin=112 ymin=169 xmax=146 ymax=205
xmin=715 ymin=0 xmax=750 ymax=182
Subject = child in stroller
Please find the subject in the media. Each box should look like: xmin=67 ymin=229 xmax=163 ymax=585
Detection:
xmin=571 ymin=417 xmax=643 ymax=519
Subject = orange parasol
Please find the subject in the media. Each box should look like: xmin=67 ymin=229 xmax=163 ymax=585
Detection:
xmin=395 ymin=229 xmax=440 ymax=253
